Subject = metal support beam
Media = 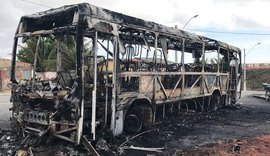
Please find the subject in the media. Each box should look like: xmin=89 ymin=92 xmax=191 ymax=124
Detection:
xmin=179 ymin=39 xmax=185 ymax=114
xmin=10 ymin=38 xmax=18 ymax=83
xmin=32 ymin=36 xmax=41 ymax=91
xmin=56 ymin=37 xmax=63 ymax=72
xmin=104 ymin=40 xmax=109 ymax=126
xmin=75 ymin=22 xmax=85 ymax=144
xmin=152 ymin=34 xmax=158 ymax=124
xmin=111 ymin=36 xmax=120 ymax=135
xmin=81 ymin=136 xmax=100 ymax=156
xmin=91 ymin=31 xmax=98 ymax=140
xmin=154 ymin=33 xmax=158 ymax=70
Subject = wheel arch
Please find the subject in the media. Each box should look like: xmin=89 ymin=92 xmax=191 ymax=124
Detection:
xmin=123 ymin=96 xmax=154 ymax=133
xmin=127 ymin=97 xmax=153 ymax=125
xmin=212 ymin=89 xmax=221 ymax=96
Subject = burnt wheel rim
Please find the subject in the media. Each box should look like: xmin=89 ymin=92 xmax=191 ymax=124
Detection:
xmin=124 ymin=113 xmax=142 ymax=134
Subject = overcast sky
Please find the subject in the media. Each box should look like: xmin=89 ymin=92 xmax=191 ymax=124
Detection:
xmin=1 ymin=0 xmax=270 ymax=63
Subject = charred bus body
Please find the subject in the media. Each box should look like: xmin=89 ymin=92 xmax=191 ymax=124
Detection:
xmin=10 ymin=3 xmax=241 ymax=145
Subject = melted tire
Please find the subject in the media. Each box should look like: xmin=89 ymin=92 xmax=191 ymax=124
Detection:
xmin=208 ymin=94 xmax=221 ymax=111
xmin=124 ymin=110 xmax=143 ymax=134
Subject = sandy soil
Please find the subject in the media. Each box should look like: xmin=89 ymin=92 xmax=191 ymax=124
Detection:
xmin=181 ymin=134 xmax=270 ymax=156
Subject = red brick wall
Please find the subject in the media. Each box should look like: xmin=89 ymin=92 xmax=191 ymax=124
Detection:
xmin=0 ymin=68 xmax=31 ymax=91
xmin=246 ymin=63 xmax=270 ymax=70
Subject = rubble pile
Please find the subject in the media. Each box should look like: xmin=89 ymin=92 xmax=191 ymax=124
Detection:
xmin=0 ymin=128 xmax=90 ymax=156
xmin=0 ymin=129 xmax=19 ymax=156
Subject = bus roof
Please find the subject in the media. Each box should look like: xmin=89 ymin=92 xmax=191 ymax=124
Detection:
xmin=18 ymin=3 xmax=241 ymax=53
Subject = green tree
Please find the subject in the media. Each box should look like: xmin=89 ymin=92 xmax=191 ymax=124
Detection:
xmin=17 ymin=37 xmax=57 ymax=71
xmin=17 ymin=37 xmax=38 ymax=65
xmin=17 ymin=36 xmax=91 ymax=71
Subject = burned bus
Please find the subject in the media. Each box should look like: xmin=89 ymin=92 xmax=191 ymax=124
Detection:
xmin=9 ymin=3 xmax=241 ymax=146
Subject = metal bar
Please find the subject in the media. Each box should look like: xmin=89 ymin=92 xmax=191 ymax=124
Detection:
xmin=152 ymin=75 xmax=156 ymax=124
xmin=56 ymin=127 xmax=77 ymax=134
xmin=157 ymin=77 xmax=168 ymax=99
xmin=139 ymin=45 xmax=143 ymax=60
xmin=160 ymin=37 xmax=169 ymax=69
xmin=225 ymin=73 xmax=230 ymax=104
xmin=54 ymin=134 xmax=75 ymax=143
xmin=181 ymin=39 xmax=185 ymax=71
xmin=143 ymin=76 xmax=155 ymax=94
xmin=97 ymin=40 xmax=113 ymax=57
xmin=146 ymin=49 xmax=149 ymax=60
xmin=179 ymin=39 xmax=186 ymax=114
xmin=155 ymin=92 xmax=212 ymax=105
xmin=201 ymin=43 xmax=206 ymax=94
xmin=175 ymin=50 xmax=178 ymax=63
xmin=92 ymin=31 xmax=98 ymax=140
xmin=154 ymin=33 xmax=158 ymax=70
xmin=10 ymin=37 xmax=18 ymax=82
xmin=50 ymin=121 xmax=76 ymax=126
xmin=49 ymin=111 xmax=58 ymax=119
xmin=75 ymin=21 xmax=85 ymax=145
xmin=219 ymin=75 xmax=222 ymax=92
xmin=217 ymin=47 xmax=220 ymax=73
xmin=81 ymin=136 xmax=100 ymax=156
xmin=110 ymin=36 xmax=119 ymax=135
xmin=212 ymin=76 xmax=217 ymax=90
xmin=32 ymin=36 xmax=41 ymax=91
xmin=15 ymin=26 xmax=76 ymax=38
xmin=152 ymin=33 xmax=158 ymax=124
xmin=38 ymin=127 xmax=50 ymax=137
xmin=56 ymin=38 xmax=62 ymax=72
xmin=15 ymin=30 xmax=51 ymax=37
xmin=202 ymin=43 xmax=206 ymax=72
xmin=180 ymin=39 xmax=187 ymax=95
xmin=163 ymin=104 xmax=166 ymax=118
xmin=104 ymin=39 xmax=109 ymax=126
xmin=204 ymin=78 xmax=210 ymax=93
xmin=169 ymin=76 xmax=183 ymax=98
xmin=121 ymin=71 xmax=228 ymax=76
xmin=25 ymin=126 xmax=42 ymax=133
xmin=190 ymin=75 xmax=202 ymax=90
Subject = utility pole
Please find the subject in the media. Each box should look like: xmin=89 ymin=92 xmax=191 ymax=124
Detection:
xmin=182 ymin=14 xmax=198 ymax=30
xmin=176 ymin=14 xmax=198 ymax=63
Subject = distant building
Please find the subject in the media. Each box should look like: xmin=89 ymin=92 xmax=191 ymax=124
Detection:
xmin=0 ymin=58 xmax=32 ymax=91
xmin=246 ymin=63 xmax=270 ymax=70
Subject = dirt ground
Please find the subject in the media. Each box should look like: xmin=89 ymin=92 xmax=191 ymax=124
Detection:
xmin=180 ymin=134 xmax=270 ymax=156
xmin=1 ymin=91 xmax=270 ymax=156
xmin=112 ymin=91 xmax=270 ymax=156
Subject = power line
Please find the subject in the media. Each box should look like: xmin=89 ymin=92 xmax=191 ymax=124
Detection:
xmin=189 ymin=29 xmax=270 ymax=36
xmin=21 ymin=0 xmax=52 ymax=8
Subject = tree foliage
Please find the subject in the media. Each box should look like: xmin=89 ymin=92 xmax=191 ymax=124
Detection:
xmin=17 ymin=35 xmax=91 ymax=71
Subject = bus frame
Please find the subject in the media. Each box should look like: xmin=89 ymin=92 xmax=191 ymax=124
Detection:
xmin=10 ymin=3 xmax=242 ymax=145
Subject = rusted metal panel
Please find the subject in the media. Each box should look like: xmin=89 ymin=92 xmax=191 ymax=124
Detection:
xmin=139 ymin=76 xmax=160 ymax=93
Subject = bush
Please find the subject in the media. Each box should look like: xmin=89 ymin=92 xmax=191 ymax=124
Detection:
xmin=246 ymin=69 xmax=270 ymax=90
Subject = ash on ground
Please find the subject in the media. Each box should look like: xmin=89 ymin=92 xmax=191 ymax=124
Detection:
xmin=2 ymin=93 xmax=270 ymax=155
